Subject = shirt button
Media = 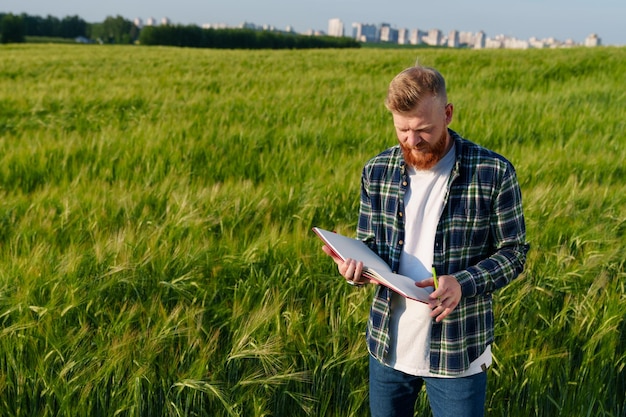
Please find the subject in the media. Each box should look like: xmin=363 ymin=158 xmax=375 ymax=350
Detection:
xmin=399 ymin=211 xmax=403 ymax=217
xmin=398 ymin=240 xmax=404 ymax=245
xmin=402 ymin=181 xmax=408 ymax=186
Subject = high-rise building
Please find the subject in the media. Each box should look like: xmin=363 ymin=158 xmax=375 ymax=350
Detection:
xmin=474 ymin=31 xmax=486 ymax=49
xmin=398 ymin=28 xmax=410 ymax=45
xmin=585 ymin=33 xmax=601 ymax=46
xmin=380 ymin=23 xmax=398 ymax=43
xmin=409 ymin=29 xmax=424 ymax=45
xmin=458 ymin=32 xmax=475 ymax=47
xmin=448 ymin=30 xmax=459 ymax=48
xmin=352 ymin=22 xmax=378 ymax=43
xmin=328 ymin=18 xmax=344 ymax=37
xmin=424 ymin=29 xmax=442 ymax=46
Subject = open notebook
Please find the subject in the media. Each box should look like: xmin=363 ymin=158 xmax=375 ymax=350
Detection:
xmin=313 ymin=227 xmax=431 ymax=303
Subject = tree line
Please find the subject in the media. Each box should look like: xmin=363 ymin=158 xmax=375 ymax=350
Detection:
xmin=0 ymin=12 xmax=359 ymax=49
xmin=138 ymin=25 xmax=360 ymax=49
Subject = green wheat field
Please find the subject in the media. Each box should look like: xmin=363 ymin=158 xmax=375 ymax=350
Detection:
xmin=0 ymin=44 xmax=624 ymax=416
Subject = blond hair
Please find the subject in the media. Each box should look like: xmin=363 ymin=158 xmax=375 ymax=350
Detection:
xmin=384 ymin=66 xmax=448 ymax=113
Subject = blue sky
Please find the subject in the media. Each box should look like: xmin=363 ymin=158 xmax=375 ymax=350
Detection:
xmin=3 ymin=0 xmax=624 ymax=46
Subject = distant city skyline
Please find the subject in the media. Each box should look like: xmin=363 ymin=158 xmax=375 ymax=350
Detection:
xmin=2 ymin=0 xmax=624 ymax=46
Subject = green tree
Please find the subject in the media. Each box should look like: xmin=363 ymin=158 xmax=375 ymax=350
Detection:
xmin=60 ymin=15 xmax=87 ymax=38
xmin=90 ymin=15 xmax=134 ymax=44
xmin=0 ymin=13 xmax=26 ymax=43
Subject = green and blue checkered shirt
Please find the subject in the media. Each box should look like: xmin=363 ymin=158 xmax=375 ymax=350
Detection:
xmin=358 ymin=130 xmax=529 ymax=376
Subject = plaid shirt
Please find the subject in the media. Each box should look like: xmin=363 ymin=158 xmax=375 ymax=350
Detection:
xmin=358 ymin=130 xmax=529 ymax=376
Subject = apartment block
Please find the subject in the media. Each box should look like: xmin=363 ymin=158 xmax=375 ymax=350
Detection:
xmin=328 ymin=18 xmax=344 ymax=37
xmin=326 ymin=18 xmax=602 ymax=49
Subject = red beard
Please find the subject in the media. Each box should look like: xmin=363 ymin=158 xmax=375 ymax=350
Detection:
xmin=401 ymin=128 xmax=449 ymax=170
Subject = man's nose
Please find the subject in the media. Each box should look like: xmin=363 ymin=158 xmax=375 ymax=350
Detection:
xmin=405 ymin=131 xmax=421 ymax=147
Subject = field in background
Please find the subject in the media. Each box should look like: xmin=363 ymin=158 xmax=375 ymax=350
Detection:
xmin=0 ymin=44 xmax=624 ymax=416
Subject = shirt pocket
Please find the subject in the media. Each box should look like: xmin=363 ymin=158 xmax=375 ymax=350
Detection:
xmin=449 ymin=202 xmax=491 ymax=249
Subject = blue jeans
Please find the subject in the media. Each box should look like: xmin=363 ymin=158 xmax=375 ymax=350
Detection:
xmin=369 ymin=354 xmax=487 ymax=417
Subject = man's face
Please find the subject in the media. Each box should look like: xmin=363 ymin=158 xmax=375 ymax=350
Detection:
xmin=392 ymin=95 xmax=453 ymax=170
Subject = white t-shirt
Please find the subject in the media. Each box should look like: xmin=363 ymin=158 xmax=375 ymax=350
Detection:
xmin=386 ymin=144 xmax=492 ymax=377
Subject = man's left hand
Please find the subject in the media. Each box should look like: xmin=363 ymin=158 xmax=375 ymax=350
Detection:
xmin=416 ymin=275 xmax=462 ymax=322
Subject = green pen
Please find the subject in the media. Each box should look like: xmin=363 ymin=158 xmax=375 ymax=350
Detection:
xmin=432 ymin=266 xmax=439 ymax=289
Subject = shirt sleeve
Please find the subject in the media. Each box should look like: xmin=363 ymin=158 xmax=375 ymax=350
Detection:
xmin=453 ymin=161 xmax=530 ymax=297
xmin=357 ymin=166 xmax=375 ymax=245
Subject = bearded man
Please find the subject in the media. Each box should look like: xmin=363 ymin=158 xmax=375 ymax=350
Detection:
xmin=322 ymin=65 xmax=529 ymax=417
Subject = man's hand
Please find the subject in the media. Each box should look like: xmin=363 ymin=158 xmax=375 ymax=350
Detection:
xmin=321 ymin=245 xmax=371 ymax=286
xmin=416 ymin=275 xmax=462 ymax=322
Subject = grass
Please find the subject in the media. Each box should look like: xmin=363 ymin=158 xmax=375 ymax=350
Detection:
xmin=0 ymin=43 xmax=624 ymax=416
xmin=25 ymin=36 xmax=79 ymax=44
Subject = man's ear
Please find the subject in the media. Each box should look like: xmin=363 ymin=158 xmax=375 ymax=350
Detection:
xmin=445 ymin=103 xmax=454 ymax=125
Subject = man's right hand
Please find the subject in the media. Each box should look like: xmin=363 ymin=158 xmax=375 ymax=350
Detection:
xmin=321 ymin=245 xmax=371 ymax=286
